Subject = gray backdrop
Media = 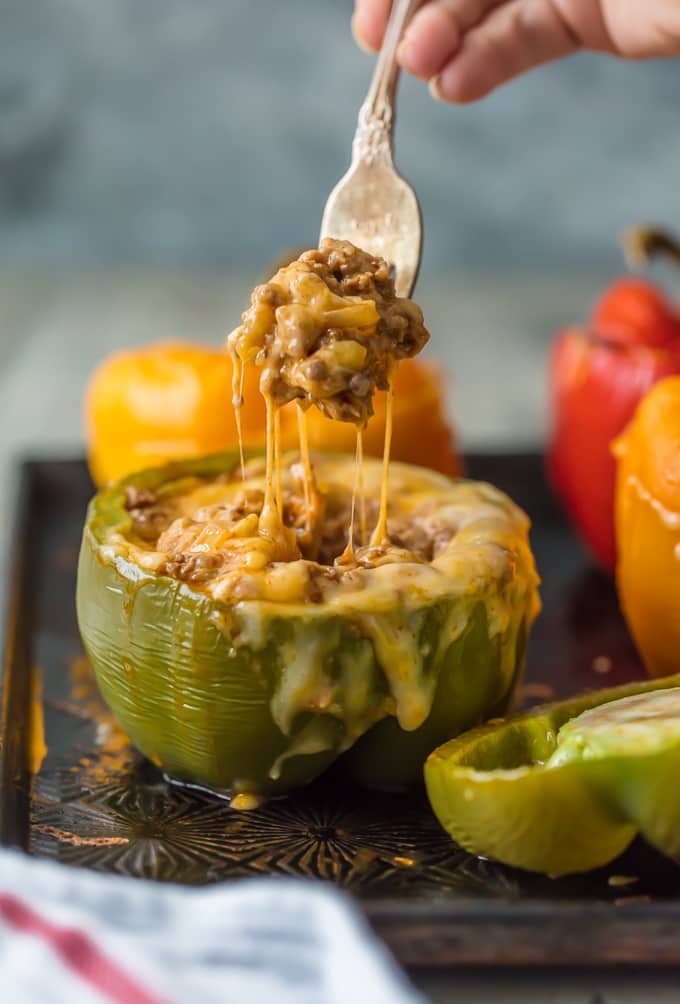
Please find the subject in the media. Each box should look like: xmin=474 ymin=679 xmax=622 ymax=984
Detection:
xmin=1 ymin=0 xmax=679 ymax=275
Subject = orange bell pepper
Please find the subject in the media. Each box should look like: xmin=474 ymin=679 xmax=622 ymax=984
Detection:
xmin=615 ymin=375 xmax=680 ymax=678
xmin=85 ymin=341 xmax=265 ymax=486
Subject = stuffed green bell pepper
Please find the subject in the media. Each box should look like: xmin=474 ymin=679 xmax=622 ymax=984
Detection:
xmin=425 ymin=674 xmax=680 ymax=876
xmin=77 ymin=450 xmax=539 ymax=803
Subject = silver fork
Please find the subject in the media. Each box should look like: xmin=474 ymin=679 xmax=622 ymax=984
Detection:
xmin=320 ymin=0 xmax=424 ymax=298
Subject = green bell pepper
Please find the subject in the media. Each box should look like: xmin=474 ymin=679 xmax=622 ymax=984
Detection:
xmin=425 ymin=674 xmax=680 ymax=876
xmin=77 ymin=450 xmax=539 ymax=800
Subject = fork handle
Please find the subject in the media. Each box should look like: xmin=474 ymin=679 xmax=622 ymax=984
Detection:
xmin=352 ymin=0 xmax=425 ymax=165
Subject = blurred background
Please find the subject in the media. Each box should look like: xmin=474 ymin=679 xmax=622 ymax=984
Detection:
xmin=1 ymin=0 xmax=679 ymax=469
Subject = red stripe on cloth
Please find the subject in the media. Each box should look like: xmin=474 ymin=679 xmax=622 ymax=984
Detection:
xmin=0 ymin=892 xmax=167 ymax=1004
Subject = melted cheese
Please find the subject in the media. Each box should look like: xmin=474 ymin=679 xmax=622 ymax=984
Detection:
xmin=338 ymin=428 xmax=364 ymax=565
xmin=230 ymin=349 xmax=247 ymax=481
xmin=296 ymin=401 xmax=314 ymax=539
xmin=357 ymin=429 xmax=367 ymax=546
xmin=371 ymin=382 xmax=393 ymax=548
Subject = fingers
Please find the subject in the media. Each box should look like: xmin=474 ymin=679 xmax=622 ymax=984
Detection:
xmin=398 ymin=1 xmax=506 ymax=80
xmin=432 ymin=0 xmax=581 ymax=103
xmin=353 ymin=0 xmax=583 ymax=104
xmin=352 ymin=0 xmax=393 ymax=52
xmin=352 ymin=0 xmax=503 ymax=63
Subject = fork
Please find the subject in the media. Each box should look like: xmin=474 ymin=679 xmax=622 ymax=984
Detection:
xmin=320 ymin=0 xmax=424 ymax=298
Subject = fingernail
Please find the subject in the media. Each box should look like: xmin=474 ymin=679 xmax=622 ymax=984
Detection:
xmin=429 ymin=75 xmax=445 ymax=102
xmin=351 ymin=13 xmax=373 ymax=53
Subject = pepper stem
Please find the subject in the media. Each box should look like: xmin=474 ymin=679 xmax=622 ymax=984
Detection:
xmin=622 ymin=226 xmax=680 ymax=271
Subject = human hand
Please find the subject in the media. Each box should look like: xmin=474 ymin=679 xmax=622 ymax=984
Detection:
xmin=352 ymin=1 xmax=680 ymax=103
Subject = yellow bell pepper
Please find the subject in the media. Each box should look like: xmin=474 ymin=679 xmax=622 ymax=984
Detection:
xmin=86 ymin=343 xmax=461 ymax=487
xmin=615 ymin=376 xmax=680 ymax=677
xmin=85 ymin=341 xmax=266 ymax=487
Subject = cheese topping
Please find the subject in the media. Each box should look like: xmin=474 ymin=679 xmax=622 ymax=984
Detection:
xmin=117 ymin=455 xmax=527 ymax=610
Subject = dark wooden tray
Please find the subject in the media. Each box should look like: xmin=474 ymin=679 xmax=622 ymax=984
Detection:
xmin=2 ymin=454 xmax=680 ymax=967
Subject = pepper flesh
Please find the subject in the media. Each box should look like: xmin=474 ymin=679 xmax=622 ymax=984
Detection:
xmin=425 ymin=673 xmax=680 ymax=876
xmin=615 ymin=375 xmax=680 ymax=679
xmin=77 ymin=450 xmax=539 ymax=799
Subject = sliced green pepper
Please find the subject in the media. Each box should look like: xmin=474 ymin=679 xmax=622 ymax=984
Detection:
xmin=425 ymin=675 xmax=680 ymax=876
xmin=77 ymin=450 xmax=539 ymax=799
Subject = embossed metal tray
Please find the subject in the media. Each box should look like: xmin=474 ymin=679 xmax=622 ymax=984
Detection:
xmin=3 ymin=454 xmax=680 ymax=967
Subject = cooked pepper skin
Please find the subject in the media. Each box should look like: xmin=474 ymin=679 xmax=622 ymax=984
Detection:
xmin=615 ymin=376 xmax=680 ymax=679
xmin=425 ymin=673 xmax=680 ymax=877
xmin=77 ymin=451 xmax=538 ymax=797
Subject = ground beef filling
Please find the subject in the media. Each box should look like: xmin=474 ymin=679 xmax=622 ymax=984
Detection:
xmin=124 ymin=486 xmax=173 ymax=542
xmin=228 ymin=238 xmax=429 ymax=424
xmin=124 ymin=480 xmax=455 ymax=600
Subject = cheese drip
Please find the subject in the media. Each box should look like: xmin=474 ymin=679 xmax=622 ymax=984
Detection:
xmin=223 ymin=393 xmax=297 ymax=565
xmin=357 ymin=430 xmax=367 ymax=546
xmin=370 ymin=382 xmax=393 ymax=548
xmin=261 ymin=395 xmax=282 ymax=539
xmin=296 ymin=401 xmax=315 ymax=539
xmin=338 ymin=427 xmax=364 ymax=565
xmin=274 ymin=406 xmax=283 ymax=515
xmin=230 ymin=349 xmax=246 ymax=481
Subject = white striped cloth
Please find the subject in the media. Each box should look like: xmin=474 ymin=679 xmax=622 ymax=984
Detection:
xmin=0 ymin=850 xmax=421 ymax=1004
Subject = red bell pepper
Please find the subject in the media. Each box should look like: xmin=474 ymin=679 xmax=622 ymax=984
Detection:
xmin=547 ymin=228 xmax=680 ymax=572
